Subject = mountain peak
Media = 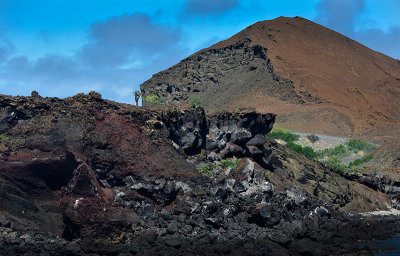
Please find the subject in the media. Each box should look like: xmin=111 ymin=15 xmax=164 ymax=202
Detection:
xmin=141 ymin=17 xmax=400 ymax=137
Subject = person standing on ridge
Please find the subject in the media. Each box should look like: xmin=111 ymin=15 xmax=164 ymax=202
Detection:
xmin=134 ymin=90 xmax=141 ymax=106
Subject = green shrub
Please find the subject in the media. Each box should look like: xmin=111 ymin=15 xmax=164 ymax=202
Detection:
xmin=221 ymin=158 xmax=240 ymax=169
xmin=189 ymin=97 xmax=202 ymax=108
xmin=144 ymin=95 xmax=161 ymax=105
xmin=346 ymin=140 xmax=377 ymax=152
xmin=286 ymin=141 xmax=318 ymax=159
xmin=267 ymin=128 xmax=300 ymax=143
xmin=0 ymin=134 xmax=8 ymax=143
xmin=264 ymin=171 xmax=271 ymax=181
xmin=196 ymin=165 xmax=215 ymax=178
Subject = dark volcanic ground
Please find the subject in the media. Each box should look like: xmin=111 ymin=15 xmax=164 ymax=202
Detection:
xmin=1 ymin=92 xmax=400 ymax=255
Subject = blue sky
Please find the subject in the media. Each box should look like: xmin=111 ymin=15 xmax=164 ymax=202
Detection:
xmin=0 ymin=0 xmax=399 ymax=104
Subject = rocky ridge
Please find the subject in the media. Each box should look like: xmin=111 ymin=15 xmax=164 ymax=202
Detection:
xmin=0 ymin=92 xmax=400 ymax=255
xmin=141 ymin=39 xmax=304 ymax=107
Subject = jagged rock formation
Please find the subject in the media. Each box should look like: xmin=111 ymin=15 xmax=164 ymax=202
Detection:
xmin=0 ymin=93 xmax=399 ymax=255
xmin=141 ymin=16 xmax=400 ymax=137
xmin=141 ymin=40 xmax=303 ymax=107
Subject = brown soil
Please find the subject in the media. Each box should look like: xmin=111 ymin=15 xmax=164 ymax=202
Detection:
xmin=200 ymin=16 xmax=400 ymax=137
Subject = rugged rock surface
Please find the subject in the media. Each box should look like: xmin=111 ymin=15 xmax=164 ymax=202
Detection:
xmin=141 ymin=16 xmax=400 ymax=137
xmin=206 ymin=112 xmax=274 ymax=159
xmin=141 ymin=39 xmax=303 ymax=107
xmin=372 ymin=138 xmax=400 ymax=169
xmin=1 ymin=93 xmax=400 ymax=255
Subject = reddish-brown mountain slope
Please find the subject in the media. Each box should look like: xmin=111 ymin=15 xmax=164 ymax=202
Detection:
xmin=208 ymin=16 xmax=400 ymax=135
xmin=141 ymin=17 xmax=400 ymax=137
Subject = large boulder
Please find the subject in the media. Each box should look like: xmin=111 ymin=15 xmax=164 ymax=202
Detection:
xmin=206 ymin=111 xmax=275 ymax=158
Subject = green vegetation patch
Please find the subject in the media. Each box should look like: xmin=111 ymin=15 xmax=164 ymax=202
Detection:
xmin=264 ymin=171 xmax=271 ymax=181
xmin=144 ymin=95 xmax=162 ymax=105
xmin=348 ymin=154 xmax=374 ymax=168
xmin=196 ymin=158 xmax=240 ymax=178
xmin=267 ymin=128 xmax=300 ymax=143
xmin=0 ymin=134 xmax=8 ymax=143
xmin=196 ymin=165 xmax=215 ymax=178
xmin=319 ymin=144 xmax=347 ymax=158
xmin=286 ymin=141 xmax=318 ymax=159
xmin=323 ymin=157 xmax=348 ymax=174
xmin=268 ymin=128 xmax=377 ymax=175
xmin=321 ymin=141 xmax=376 ymax=174
xmin=188 ymin=97 xmax=202 ymax=108
xmin=221 ymin=158 xmax=240 ymax=169
xmin=324 ymin=154 xmax=375 ymax=174
xmin=346 ymin=139 xmax=378 ymax=152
